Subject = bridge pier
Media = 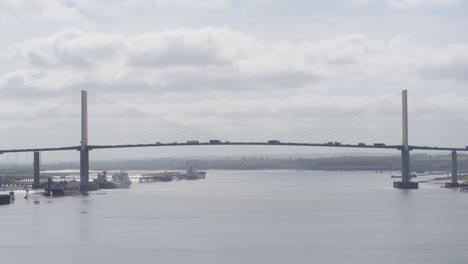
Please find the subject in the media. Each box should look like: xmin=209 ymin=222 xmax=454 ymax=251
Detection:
xmin=80 ymin=148 xmax=90 ymax=191
xmin=393 ymin=149 xmax=418 ymax=189
xmin=445 ymin=150 xmax=460 ymax=188
xmin=32 ymin=151 xmax=41 ymax=189
xmin=394 ymin=89 xmax=418 ymax=189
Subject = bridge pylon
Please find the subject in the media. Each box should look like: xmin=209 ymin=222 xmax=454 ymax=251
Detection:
xmin=394 ymin=90 xmax=418 ymax=189
xmin=79 ymin=90 xmax=93 ymax=192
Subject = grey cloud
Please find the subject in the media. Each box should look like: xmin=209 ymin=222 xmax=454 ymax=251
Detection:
xmin=72 ymin=0 xmax=228 ymax=11
xmin=421 ymin=64 xmax=468 ymax=81
xmin=1 ymin=83 xmax=63 ymax=100
xmin=418 ymin=44 xmax=468 ymax=82
xmin=129 ymin=45 xmax=226 ymax=67
xmin=4 ymin=28 xmax=468 ymax=105
xmin=0 ymin=0 xmax=84 ymax=21
xmin=60 ymin=69 xmax=319 ymax=97
xmin=14 ymin=28 xmax=258 ymax=69
xmin=351 ymin=0 xmax=465 ymax=7
xmin=14 ymin=30 xmax=126 ymax=68
xmin=127 ymin=28 xmax=259 ymax=68
xmin=0 ymin=70 xmax=62 ymax=100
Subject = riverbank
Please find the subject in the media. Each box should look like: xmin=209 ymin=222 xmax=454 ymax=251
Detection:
xmin=2 ymin=153 xmax=468 ymax=172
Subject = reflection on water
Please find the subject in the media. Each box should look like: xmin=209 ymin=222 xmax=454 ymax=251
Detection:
xmin=80 ymin=196 xmax=90 ymax=240
xmin=1 ymin=170 xmax=468 ymax=264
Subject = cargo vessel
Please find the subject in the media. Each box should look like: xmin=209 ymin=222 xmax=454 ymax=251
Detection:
xmin=46 ymin=179 xmax=80 ymax=196
xmin=180 ymin=167 xmax=206 ymax=180
xmin=97 ymin=171 xmax=132 ymax=189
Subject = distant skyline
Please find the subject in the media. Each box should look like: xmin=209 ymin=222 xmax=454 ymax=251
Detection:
xmin=0 ymin=0 xmax=467 ymax=162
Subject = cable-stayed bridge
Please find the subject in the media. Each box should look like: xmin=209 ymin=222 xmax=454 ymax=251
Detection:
xmin=1 ymin=90 xmax=466 ymax=190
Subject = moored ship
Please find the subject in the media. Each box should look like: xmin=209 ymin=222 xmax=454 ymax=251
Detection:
xmin=46 ymin=179 xmax=80 ymax=196
xmin=180 ymin=167 xmax=206 ymax=180
xmin=97 ymin=171 xmax=132 ymax=189
xmin=139 ymin=171 xmax=178 ymax=183
xmin=139 ymin=168 xmax=207 ymax=183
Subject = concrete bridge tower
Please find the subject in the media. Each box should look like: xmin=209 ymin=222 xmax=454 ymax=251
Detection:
xmin=394 ymin=90 xmax=419 ymax=189
xmin=80 ymin=90 xmax=90 ymax=191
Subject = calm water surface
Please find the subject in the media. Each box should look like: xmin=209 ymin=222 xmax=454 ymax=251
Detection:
xmin=1 ymin=170 xmax=468 ymax=264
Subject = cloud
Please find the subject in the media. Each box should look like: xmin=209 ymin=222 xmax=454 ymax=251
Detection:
xmin=386 ymin=0 xmax=464 ymax=7
xmin=352 ymin=0 xmax=465 ymax=7
xmin=419 ymin=44 xmax=468 ymax=81
xmin=70 ymin=0 xmax=228 ymax=10
xmin=0 ymin=0 xmax=228 ymax=25
xmin=11 ymin=27 xmax=259 ymax=69
xmin=3 ymin=28 xmax=468 ymax=101
xmin=0 ymin=0 xmax=83 ymax=21
xmin=128 ymin=27 xmax=260 ymax=67
xmin=154 ymin=0 xmax=228 ymax=8
xmin=13 ymin=30 xmax=127 ymax=68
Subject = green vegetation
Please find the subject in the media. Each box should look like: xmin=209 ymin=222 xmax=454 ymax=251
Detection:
xmin=1 ymin=153 xmax=466 ymax=173
xmin=457 ymin=175 xmax=468 ymax=181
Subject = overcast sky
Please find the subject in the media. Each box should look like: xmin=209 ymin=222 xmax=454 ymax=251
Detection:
xmin=1 ymin=0 xmax=468 ymax=162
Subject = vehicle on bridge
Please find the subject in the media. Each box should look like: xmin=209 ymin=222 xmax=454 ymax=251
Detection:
xmin=209 ymin=140 xmax=222 ymax=144
xmin=373 ymin=143 xmax=386 ymax=147
xmin=268 ymin=140 xmax=280 ymax=144
xmin=187 ymin=140 xmax=199 ymax=144
xmin=358 ymin=143 xmax=366 ymax=146
xmin=334 ymin=142 xmax=341 ymax=146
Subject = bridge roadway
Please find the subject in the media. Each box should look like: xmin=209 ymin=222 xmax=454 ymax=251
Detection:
xmin=0 ymin=142 xmax=468 ymax=154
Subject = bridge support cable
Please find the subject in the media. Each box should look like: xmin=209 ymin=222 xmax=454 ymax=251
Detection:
xmin=279 ymin=93 xmax=401 ymax=145
xmin=86 ymin=93 xmax=226 ymax=145
xmin=0 ymin=97 xmax=81 ymax=150
xmin=90 ymin=95 xmax=225 ymax=142
xmin=87 ymin=100 xmax=200 ymax=143
xmin=279 ymin=97 xmax=394 ymax=142
xmin=408 ymin=96 xmax=468 ymax=147
xmin=279 ymin=91 xmax=468 ymax=149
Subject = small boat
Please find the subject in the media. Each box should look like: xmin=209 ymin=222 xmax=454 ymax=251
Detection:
xmin=139 ymin=171 xmax=178 ymax=183
xmin=0 ymin=194 xmax=11 ymax=205
xmin=48 ymin=180 xmax=80 ymax=196
xmin=160 ymin=174 xmax=173 ymax=182
xmin=98 ymin=171 xmax=132 ymax=189
xmin=180 ymin=167 xmax=206 ymax=180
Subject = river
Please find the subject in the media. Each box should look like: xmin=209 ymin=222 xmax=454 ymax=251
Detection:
xmin=1 ymin=170 xmax=467 ymax=264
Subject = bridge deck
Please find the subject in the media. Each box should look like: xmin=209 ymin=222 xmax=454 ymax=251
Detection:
xmin=0 ymin=142 xmax=467 ymax=154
